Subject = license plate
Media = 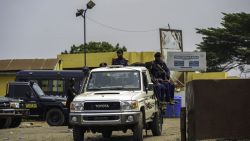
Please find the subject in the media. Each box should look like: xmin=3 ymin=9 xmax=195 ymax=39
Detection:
xmin=25 ymin=103 xmax=37 ymax=108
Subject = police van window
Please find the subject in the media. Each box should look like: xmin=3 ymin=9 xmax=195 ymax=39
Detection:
xmin=52 ymin=80 xmax=64 ymax=93
xmin=41 ymin=80 xmax=49 ymax=92
xmin=58 ymin=80 xmax=64 ymax=92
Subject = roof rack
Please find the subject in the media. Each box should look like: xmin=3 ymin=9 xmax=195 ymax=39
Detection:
xmin=107 ymin=65 xmax=124 ymax=68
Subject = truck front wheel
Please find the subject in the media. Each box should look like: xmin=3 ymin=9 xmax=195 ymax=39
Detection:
xmin=102 ymin=130 xmax=112 ymax=138
xmin=9 ymin=117 xmax=22 ymax=128
xmin=0 ymin=118 xmax=9 ymax=129
xmin=151 ymin=111 xmax=162 ymax=136
xmin=0 ymin=118 xmax=6 ymax=129
xmin=0 ymin=118 xmax=12 ymax=129
xmin=46 ymin=108 xmax=65 ymax=126
xmin=73 ymin=125 xmax=84 ymax=141
xmin=133 ymin=112 xmax=143 ymax=141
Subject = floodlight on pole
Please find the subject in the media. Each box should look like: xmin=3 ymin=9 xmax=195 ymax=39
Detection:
xmin=87 ymin=1 xmax=95 ymax=9
xmin=76 ymin=0 xmax=95 ymax=67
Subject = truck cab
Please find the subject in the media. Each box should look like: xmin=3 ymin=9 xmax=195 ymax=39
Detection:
xmin=70 ymin=66 xmax=162 ymax=141
xmin=6 ymin=81 xmax=68 ymax=126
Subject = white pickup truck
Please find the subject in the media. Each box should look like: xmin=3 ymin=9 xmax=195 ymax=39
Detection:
xmin=70 ymin=66 xmax=162 ymax=141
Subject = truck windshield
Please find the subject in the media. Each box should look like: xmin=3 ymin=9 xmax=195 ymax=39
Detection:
xmin=32 ymin=83 xmax=45 ymax=96
xmin=87 ymin=71 xmax=140 ymax=91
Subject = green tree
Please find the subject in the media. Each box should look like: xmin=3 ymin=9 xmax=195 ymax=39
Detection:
xmin=196 ymin=12 xmax=250 ymax=72
xmin=61 ymin=41 xmax=127 ymax=54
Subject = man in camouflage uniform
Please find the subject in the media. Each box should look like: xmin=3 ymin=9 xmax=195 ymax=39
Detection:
xmin=151 ymin=52 xmax=175 ymax=104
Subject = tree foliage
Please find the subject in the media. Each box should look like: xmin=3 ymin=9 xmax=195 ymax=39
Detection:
xmin=196 ymin=12 xmax=250 ymax=72
xmin=61 ymin=41 xmax=127 ymax=54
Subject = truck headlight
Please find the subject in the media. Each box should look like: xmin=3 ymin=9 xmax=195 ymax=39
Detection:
xmin=10 ymin=102 xmax=20 ymax=108
xmin=61 ymin=101 xmax=66 ymax=106
xmin=121 ymin=101 xmax=138 ymax=110
xmin=70 ymin=102 xmax=84 ymax=112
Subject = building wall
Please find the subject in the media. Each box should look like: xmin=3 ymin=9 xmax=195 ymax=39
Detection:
xmin=54 ymin=60 xmax=63 ymax=70
xmin=0 ymin=75 xmax=16 ymax=96
xmin=58 ymin=52 xmax=155 ymax=69
xmin=187 ymin=72 xmax=228 ymax=82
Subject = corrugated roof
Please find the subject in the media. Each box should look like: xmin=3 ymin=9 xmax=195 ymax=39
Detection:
xmin=0 ymin=59 xmax=58 ymax=71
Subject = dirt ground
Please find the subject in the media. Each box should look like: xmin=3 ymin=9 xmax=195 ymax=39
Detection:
xmin=0 ymin=118 xmax=181 ymax=141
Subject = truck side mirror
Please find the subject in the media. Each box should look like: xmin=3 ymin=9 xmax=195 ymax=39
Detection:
xmin=148 ymin=83 xmax=154 ymax=91
xmin=145 ymin=83 xmax=154 ymax=94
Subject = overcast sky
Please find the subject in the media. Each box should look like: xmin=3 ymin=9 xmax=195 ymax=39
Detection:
xmin=0 ymin=0 xmax=250 ymax=59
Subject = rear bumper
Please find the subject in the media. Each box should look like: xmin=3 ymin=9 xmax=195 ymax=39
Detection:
xmin=0 ymin=109 xmax=29 ymax=117
xmin=70 ymin=111 xmax=140 ymax=126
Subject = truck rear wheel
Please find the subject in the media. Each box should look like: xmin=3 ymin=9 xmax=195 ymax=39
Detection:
xmin=102 ymin=130 xmax=112 ymax=138
xmin=133 ymin=112 xmax=143 ymax=141
xmin=73 ymin=125 xmax=84 ymax=141
xmin=46 ymin=108 xmax=65 ymax=126
xmin=9 ymin=117 xmax=22 ymax=128
xmin=151 ymin=111 xmax=162 ymax=136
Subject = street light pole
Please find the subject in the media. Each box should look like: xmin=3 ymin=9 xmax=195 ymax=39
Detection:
xmin=83 ymin=9 xmax=87 ymax=67
xmin=76 ymin=1 xmax=95 ymax=67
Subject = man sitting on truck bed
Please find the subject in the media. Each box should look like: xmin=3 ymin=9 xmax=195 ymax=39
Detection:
xmin=151 ymin=52 xmax=175 ymax=105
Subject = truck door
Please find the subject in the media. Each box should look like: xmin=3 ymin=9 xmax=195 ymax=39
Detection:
xmin=12 ymin=85 xmax=41 ymax=117
xmin=142 ymin=71 xmax=155 ymax=119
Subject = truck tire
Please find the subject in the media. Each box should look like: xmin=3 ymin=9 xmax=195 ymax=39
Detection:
xmin=0 ymin=118 xmax=12 ymax=129
xmin=73 ymin=125 xmax=84 ymax=141
xmin=133 ymin=112 xmax=143 ymax=141
xmin=102 ymin=130 xmax=112 ymax=138
xmin=151 ymin=112 xmax=162 ymax=136
xmin=9 ymin=117 xmax=22 ymax=128
xmin=0 ymin=118 xmax=7 ymax=129
xmin=46 ymin=108 xmax=65 ymax=126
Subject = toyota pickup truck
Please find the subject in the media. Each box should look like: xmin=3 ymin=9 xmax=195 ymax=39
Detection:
xmin=70 ymin=66 xmax=162 ymax=141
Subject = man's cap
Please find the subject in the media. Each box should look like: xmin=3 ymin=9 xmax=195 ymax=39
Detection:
xmin=154 ymin=52 xmax=162 ymax=58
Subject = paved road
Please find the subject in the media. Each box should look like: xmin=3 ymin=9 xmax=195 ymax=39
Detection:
xmin=0 ymin=118 xmax=181 ymax=141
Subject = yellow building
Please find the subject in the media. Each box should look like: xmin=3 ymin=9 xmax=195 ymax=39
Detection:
xmin=0 ymin=73 xmax=16 ymax=96
xmin=0 ymin=59 xmax=60 ymax=96
xmin=1 ymin=52 xmax=237 ymax=96
xmin=58 ymin=52 xmax=155 ymax=69
xmin=187 ymin=72 xmax=228 ymax=82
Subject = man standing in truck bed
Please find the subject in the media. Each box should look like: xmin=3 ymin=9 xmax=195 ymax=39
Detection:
xmin=112 ymin=49 xmax=128 ymax=66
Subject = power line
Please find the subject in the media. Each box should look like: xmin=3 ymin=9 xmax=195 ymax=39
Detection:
xmin=86 ymin=16 xmax=162 ymax=33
